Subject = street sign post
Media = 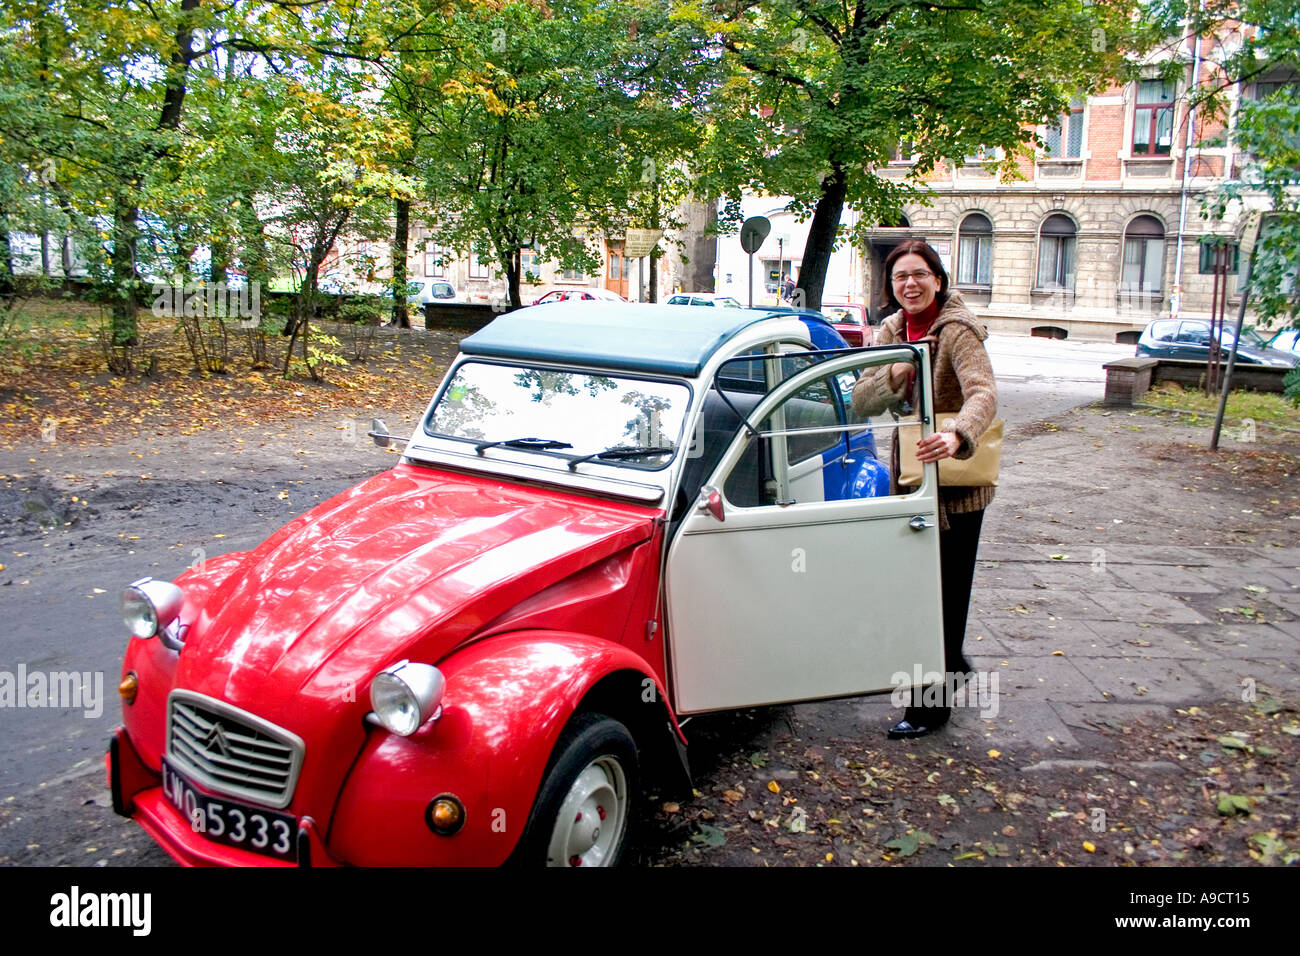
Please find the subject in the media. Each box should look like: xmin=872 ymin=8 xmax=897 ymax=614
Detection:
xmin=739 ymin=217 xmax=771 ymax=309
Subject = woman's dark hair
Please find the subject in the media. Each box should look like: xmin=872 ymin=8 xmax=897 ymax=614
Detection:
xmin=881 ymin=240 xmax=950 ymax=312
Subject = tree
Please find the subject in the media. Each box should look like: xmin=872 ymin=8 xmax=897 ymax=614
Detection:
xmin=415 ymin=0 xmax=714 ymax=307
xmin=687 ymin=0 xmax=1150 ymax=307
xmin=1166 ymin=0 xmax=1300 ymax=326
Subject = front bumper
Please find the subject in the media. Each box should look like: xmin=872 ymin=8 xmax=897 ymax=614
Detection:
xmin=107 ymin=726 xmax=339 ymax=867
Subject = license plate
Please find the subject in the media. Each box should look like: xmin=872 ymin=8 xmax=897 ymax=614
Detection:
xmin=161 ymin=758 xmax=297 ymax=862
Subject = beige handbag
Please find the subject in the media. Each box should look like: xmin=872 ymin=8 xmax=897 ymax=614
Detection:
xmin=898 ymin=411 xmax=1003 ymax=488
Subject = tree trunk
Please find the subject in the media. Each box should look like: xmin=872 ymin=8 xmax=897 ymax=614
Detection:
xmin=796 ymin=161 xmax=848 ymax=311
xmin=648 ymin=247 xmax=660 ymax=303
xmin=110 ymin=195 xmax=140 ymax=346
xmin=0 ymin=205 xmax=14 ymax=300
xmin=210 ymin=236 xmax=230 ymax=284
xmin=238 ymin=202 xmax=270 ymax=293
xmin=391 ymin=197 xmax=410 ymax=328
xmin=502 ymin=247 xmax=522 ymax=309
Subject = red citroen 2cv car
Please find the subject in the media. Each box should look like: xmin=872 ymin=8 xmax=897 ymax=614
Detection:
xmin=108 ymin=303 xmax=945 ymax=866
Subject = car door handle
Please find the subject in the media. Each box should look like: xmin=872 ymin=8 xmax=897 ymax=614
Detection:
xmin=908 ymin=515 xmax=935 ymax=531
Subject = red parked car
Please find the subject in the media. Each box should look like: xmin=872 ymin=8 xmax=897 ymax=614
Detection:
xmin=820 ymin=302 xmax=872 ymax=347
xmin=532 ymin=288 xmax=627 ymax=305
xmin=109 ymin=303 xmax=946 ymax=866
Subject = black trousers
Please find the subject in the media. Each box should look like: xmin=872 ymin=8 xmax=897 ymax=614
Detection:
xmin=903 ymin=508 xmax=985 ymax=721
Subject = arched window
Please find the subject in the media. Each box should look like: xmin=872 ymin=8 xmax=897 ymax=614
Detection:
xmin=956 ymin=213 xmax=993 ymax=286
xmin=1121 ymin=215 xmax=1165 ymax=294
xmin=1036 ymin=214 xmax=1077 ymax=290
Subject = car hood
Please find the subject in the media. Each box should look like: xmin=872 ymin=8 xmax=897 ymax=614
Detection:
xmin=174 ymin=463 xmax=659 ymax=709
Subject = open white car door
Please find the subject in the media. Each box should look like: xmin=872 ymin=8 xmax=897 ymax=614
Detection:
xmin=665 ymin=345 xmax=945 ymax=714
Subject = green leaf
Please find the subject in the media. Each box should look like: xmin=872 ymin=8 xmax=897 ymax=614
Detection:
xmin=692 ymin=824 xmax=727 ymax=846
xmin=1217 ymin=794 xmax=1252 ymax=816
xmin=748 ymin=751 xmax=769 ymax=769
xmin=1218 ymin=735 xmax=1249 ymax=750
xmin=886 ymin=833 xmax=919 ymax=857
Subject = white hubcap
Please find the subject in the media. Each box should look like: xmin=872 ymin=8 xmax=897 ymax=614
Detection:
xmin=547 ymin=756 xmax=627 ymax=867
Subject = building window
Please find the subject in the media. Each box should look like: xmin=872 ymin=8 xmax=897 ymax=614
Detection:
xmin=1121 ymin=215 xmax=1165 ymax=294
xmin=956 ymin=213 xmax=993 ymax=286
xmin=1133 ymin=79 xmax=1176 ymax=156
xmin=1253 ymin=77 xmax=1300 ymax=101
xmin=520 ymin=250 xmax=541 ymax=282
xmin=964 ymin=145 xmax=996 ymax=163
xmin=1043 ymin=99 xmax=1084 ymax=158
xmin=468 ymin=245 xmax=490 ymax=279
xmin=424 ymin=245 xmax=445 ymax=278
xmin=1036 ymin=214 xmax=1077 ymax=290
xmin=1198 ymin=239 xmax=1239 ymax=274
xmin=890 ymin=141 xmax=915 ymax=163
xmin=560 ymin=266 xmax=585 ymax=281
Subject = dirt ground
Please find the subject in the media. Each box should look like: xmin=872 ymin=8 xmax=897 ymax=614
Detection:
xmin=1 ymin=323 xmax=1296 ymax=868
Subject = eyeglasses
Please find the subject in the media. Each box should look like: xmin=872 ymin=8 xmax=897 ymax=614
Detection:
xmin=891 ymin=270 xmax=934 ymax=284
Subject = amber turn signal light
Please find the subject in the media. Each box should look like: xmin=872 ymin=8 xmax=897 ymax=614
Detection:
xmin=425 ymin=794 xmax=465 ymax=836
xmin=119 ymin=672 xmax=138 ymax=705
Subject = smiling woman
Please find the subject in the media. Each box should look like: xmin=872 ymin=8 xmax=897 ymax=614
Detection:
xmin=854 ymin=239 xmax=999 ymax=740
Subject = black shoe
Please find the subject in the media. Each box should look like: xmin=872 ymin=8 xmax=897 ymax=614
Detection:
xmin=888 ymin=704 xmax=951 ymax=739
xmin=887 ymin=719 xmax=932 ymax=739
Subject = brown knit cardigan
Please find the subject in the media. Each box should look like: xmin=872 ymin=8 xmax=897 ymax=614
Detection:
xmin=851 ymin=293 xmax=998 ymax=528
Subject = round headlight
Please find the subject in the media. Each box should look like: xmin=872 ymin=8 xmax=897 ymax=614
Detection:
xmin=120 ymin=578 xmax=184 ymax=639
xmin=369 ymin=661 xmax=445 ymax=736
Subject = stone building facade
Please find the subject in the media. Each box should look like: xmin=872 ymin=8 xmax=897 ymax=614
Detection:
xmin=727 ymin=27 xmax=1295 ymax=343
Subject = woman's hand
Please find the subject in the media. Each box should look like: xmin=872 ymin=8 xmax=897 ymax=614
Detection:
xmin=888 ymin=362 xmax=914 ymax=391
xmin=915 ymin=430 xmax=961 ymax=463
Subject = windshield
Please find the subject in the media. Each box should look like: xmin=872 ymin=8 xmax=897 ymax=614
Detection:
xmin=406 ymin=281 xmax=423 ymax=294
xmin=1214 ymin=325 xmax=1268 ymax=347
xmin=424 ymin=362 xmax=691 ymax=470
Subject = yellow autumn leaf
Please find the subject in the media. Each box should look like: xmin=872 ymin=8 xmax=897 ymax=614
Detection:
xmin=1083 ymin=841 xmax=1096 ymax=853
xmin=988 ymin=749 xmax=1001 ymax=759
xmin=768 ymin=781 xmax=781 ymax=794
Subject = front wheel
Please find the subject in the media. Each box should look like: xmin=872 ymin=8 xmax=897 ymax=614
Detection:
xmin=523 ymin=712 xmax=637 ymax=867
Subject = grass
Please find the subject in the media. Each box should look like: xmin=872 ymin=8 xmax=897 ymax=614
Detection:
xmin=1141 ymin=381 xmax=1300 ymax=430
xmin=0 ymin=295 xmax=453 ymax=449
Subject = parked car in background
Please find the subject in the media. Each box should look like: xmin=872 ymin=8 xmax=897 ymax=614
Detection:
xmin=1135 ymin=318 xmax=1298 ymax=368
xmin=820 ymin=303 xmax=872 ymax=347
xmin=108 ymin=303 xmax=938 ymax=868
xmin=1265 ymin=328 xmax=1300 ymax=357
xmin=408 ymin=278 xmax=458 ymax=305
xmin=532 ymin=288 xmax=627 ymax=305
xmin=665 ymin=292 xmax=743 ymax=308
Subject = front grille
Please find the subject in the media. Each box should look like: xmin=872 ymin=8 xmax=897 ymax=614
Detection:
xmin=166 ymin=691 xmax=305 ymax=809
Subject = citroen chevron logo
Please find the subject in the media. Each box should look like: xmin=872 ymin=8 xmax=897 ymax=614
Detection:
xmin=202 ymin=723 xmax=231 ymax=758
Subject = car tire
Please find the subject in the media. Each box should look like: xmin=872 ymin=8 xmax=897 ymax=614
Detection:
xmin=521 ymin=711 xmax=637 ymax=867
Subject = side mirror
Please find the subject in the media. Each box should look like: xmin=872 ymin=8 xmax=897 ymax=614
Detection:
xmin=370 ymin=418 xmax=391 ymax=448
xmin=696 ymin=485 xmax=724 ymax=523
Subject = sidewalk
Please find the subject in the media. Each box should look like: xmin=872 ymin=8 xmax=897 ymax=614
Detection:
xmin=961 ymin=404 xmax=1298 ymax=751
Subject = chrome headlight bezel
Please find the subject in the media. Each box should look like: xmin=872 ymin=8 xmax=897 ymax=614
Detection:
xmin=121 ymin=577 xmax=184 ymax=640
xmin=369 ymin=660 xmax=446 ymax=736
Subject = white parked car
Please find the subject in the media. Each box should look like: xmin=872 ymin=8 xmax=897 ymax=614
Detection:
xmin=408 ymin=278 xmax=459 ymax=305
xmin=666 ymin=292 xmax=743 ymax=308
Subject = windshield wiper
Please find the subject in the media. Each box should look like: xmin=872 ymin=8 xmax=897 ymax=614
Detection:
xmin=474 ymin=437 xmax=574 ymax=455
xmin=567 ymin=446 xmax=676 ymax=470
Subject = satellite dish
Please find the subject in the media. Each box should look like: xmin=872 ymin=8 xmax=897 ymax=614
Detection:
xmin=739 ymin=217 xmax=771 ymax=254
